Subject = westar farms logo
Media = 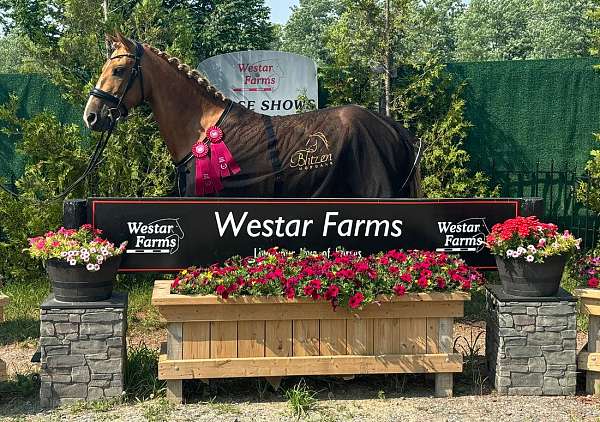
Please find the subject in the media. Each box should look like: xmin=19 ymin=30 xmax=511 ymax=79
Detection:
xmin=290 ymin=132 xmax=334 ymax=171
xmin=436 ymin=218 xmax=489 ymax=252
xmin=125 ymin=218 xmax=184 ymax=254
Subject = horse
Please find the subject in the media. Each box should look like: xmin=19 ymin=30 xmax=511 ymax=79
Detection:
xmin=84 ymin=33 xmax=422 ymax=198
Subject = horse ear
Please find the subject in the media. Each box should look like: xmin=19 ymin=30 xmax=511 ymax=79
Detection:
xmin=115 ymin=32 xmax=135 ymax=52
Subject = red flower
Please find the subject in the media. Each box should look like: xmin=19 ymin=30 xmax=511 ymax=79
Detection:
xmin=400 ymin=273 xmax=412 ymax=283
xmin=461 ymin=279 xmax=472 ymax=290
xmin=348 ymin=292 xmax=365 ymax=309
xmin=171 ymin=277 xmax=180 ymax=288
xmin=355 ymin=261 xmax=370 ymax=272
xmin=436 ymin=277 xmax=446 ymax=289
xmin=389 ymin=265 xmax=399 ymax=274
xmin=589 ymin=277 xmax=599 ymax=288
xmin=417 ymin=277 xmax=428 ymax=289
xmin=324 ymin=284 xmax=340 ymax=300
xmin=393 ymin=284 xmax=406 ymax=296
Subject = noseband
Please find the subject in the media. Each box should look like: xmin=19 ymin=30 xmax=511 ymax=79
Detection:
xmin=89 ymin=41 xmax=145 ymax=123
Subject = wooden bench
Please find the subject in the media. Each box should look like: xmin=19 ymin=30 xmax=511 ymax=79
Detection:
xmin=152 ymin=280 xmax=469 ymax=403
xmin=575 ymin=288 xmax=600 ymax=394
xmin=0 ymin=293 xmax=8 ymax=381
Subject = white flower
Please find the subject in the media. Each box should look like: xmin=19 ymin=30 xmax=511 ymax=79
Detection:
xmin=517 ymin=246 xmax=527 ymax=254
xmin=90 ymin=247 xmax=96 ymax=253
xmin=526 ymin=255 xmax=534 ymax=262
xmin=527 ymin=245 xmax=536 ymax=252
xmin=73 ymin=250 xmax=80 ymax=256
xmin=69 ymin=259 xmax=77 ymax=266
xmin=67 ymin=251 xmax=74 ymax=257
xmin=83 ymin=255 xmax=89 ymax=262
xmin=60 ymin=251 xmax=68 ymax=257
xmin=93 ymin=264 xmax=100 ymax=271
xmin=97 ymin=257 xmax=104 ymax=264
xmin=506 ymin=249 xmax=515 ymax=258
xmin=86 ymin=263 xmax=95 ymax=271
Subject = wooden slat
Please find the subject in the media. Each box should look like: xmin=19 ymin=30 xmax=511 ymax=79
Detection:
xmin=265 ymin=320 xmax=293 ymax=357
xmin=580 ymin=298 xmax=600 ymax=316
xmin=210 ymin=321 xmax=238 ymax=358
xmin=158 ymin=353 xmax=464 ymax=379
xmin=0 ymin=359 xmax=6 ymax=381
xmin=238 ymin=321 xmax=265 ymax=358
xmin=320 ymin=320 xmax=347 ymax=355
xmin=373 ymin=319 xmax=400 ymax=354
xmin=293 ymin=320 xmax=319 ymax=356
xmin=166 ymin=322 xmax=183 ymax=403
xmin=575 ymin=288 xmax=600 ymax=301
xmin=347 ymin=319 xmax=373 ymax=355
xmin=156 ymin=300 xmax=465 ymax=322
xmin=579 ymin=351 xmax=600 ymax=371
xmin=398 ymin=318 xmax=426 ymax=354
xmin=152 ymin=280 xmax=470 ymax=305
xmin=435 ymin=317 xmax=455 ymax=398
xmin=183 ymin=322 xmax=210 ymax=359
xmin=426 ymin=318 xmax=440 ymax=354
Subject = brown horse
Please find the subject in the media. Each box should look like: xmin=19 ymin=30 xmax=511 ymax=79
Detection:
xmin=84 ymin=34 xmax=422 ymax=198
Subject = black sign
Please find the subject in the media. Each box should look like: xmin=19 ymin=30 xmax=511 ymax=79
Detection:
xmin=88 ymin=198 xmax=520 ymax=272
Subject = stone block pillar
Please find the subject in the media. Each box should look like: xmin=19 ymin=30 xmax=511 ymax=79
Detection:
xmin=39 ymin=292 xmax=128 ymax=408
xmin=485 ymin=284 xmax=577 ymax=395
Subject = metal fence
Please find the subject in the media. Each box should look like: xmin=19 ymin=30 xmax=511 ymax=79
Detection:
xmin=481 ymin=159 xmax=600 ymax=250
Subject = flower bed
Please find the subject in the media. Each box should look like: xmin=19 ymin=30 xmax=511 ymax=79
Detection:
xmin=154 ymin=249 xmax=476 ymax=403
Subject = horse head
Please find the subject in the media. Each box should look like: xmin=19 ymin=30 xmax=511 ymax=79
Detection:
xmin=84 ymin=33 xmax=146 ymax=132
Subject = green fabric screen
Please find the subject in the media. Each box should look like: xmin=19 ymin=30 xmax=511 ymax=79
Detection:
xmin=447 ymin=58 xmax=600 ymax=173
xmin=0 ymin=74 xmax=81 ymax=183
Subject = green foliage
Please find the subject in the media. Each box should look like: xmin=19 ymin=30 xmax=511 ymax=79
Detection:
xmin=577 ymin=133 xmax=600 ymax=213
xmin=391 ymin=59 xmax=497 ymax=198
xmin=454 ymin=0 xmax=597 ymax=61
xmin=284 ymin=379 xmax=318 ymax=418
xmin=0 ymin=372 xmax=40 ymax=401
xmin=125 ymin=343 xmax=165 ymax=401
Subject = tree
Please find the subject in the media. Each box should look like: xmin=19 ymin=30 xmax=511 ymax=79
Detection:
xmin=280 ymin=0 xmax=344 ymax=64
xmin=454 ymin=0 xmax=596 ymax=61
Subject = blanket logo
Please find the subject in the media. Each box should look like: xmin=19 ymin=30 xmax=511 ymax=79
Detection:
xmin=435 ymin=218 xmax=489 ymax=253
xmin=125 ymin=218 xmax=185 ymax=254
xmin=289 ymin=132 xmax=334 ymax=171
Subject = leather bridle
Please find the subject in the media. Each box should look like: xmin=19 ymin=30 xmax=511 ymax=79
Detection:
xmin=89 ymin=40 xmax=145 ymax=123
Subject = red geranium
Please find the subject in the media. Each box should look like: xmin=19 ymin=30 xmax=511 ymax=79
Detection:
xmin=348 ymin=292 xmax=365 ymax=309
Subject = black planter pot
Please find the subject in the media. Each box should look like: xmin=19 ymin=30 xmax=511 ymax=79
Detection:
xmin=495 ymin=254 xmax=567 ymax=297
xmin=45 ymin=255 xmax=122 ymax=302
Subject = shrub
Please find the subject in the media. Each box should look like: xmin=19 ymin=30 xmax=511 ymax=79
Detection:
xmin=124 ymin=343 xmax=165 ymax=401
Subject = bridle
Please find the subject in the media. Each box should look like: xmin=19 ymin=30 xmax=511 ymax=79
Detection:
xmin=89 ymin=41 xmax=145 ymax=122
xmin=0 ymin=40 xmax=145 ymax=201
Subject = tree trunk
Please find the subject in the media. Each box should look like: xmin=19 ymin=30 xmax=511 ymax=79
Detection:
xmin=384 ymin=0 xmax=391 ymax=117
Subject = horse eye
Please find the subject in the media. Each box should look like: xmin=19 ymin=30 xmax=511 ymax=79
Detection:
xmin=112 ymin=67 xmax=125 ymax=76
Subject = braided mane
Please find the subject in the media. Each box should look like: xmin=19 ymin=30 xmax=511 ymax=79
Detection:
xmin=144 ymin=44 xmax=227 ymax=101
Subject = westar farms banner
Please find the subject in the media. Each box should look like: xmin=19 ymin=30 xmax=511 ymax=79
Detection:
xmin=197 ymin=51 xmax=318 ymax=116
xmin=88 ymin=198 xmax=520 ymax=272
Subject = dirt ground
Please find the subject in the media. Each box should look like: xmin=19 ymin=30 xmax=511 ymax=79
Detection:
xmin=1 ymin=321 xmax=599 ymax=421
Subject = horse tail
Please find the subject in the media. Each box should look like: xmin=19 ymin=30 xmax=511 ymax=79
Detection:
xmin=390 ymin=118 xmax=424 ymax=198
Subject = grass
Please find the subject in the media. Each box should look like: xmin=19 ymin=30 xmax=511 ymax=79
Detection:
xmin=141 ymin=398 xmax=174 ymax=422
xmin=124 ymin=343 xmax=166 ymax=401
xmin=115 ymin=274 xmax=165 ymax=334
xmin=68 ymin=397 xmax=122 ymax=414
xmin=0 ymin=372 xmax=40 ymax=403
xmin=284 ymin=379 xmax=318 ymax=418
xmin=205 ymin=398 xmax=243 ymax=415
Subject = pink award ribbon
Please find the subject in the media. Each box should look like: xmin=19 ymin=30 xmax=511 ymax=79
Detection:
xmin=192 ymin=141 xmax=222 ymax=196
xmin=207 ymin=126 xmax=241 ymax=178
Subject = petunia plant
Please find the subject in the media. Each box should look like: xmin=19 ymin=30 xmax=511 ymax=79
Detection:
xmin=171 ymin=248 xmax=483 ymax=311
xmin=485 ymin=216 xmax=580 ymax=263
xmin=572 ymin=253 xmax=600 ymax=288
xmin=25 ymin=224 xmax=127 ymax=272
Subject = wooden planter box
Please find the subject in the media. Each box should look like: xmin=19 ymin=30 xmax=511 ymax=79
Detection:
xmin=152 ymin=280 xmax=469 ymax=403
xmin=0 ymin=293 xmax=9 ymax=381
xmin=575 ymin=288 xmax=600 ymax=394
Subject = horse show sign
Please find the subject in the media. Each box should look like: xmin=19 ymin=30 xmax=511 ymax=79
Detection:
xmin=87 ymin=198 xmax=520 ymax=272
xmin=197 ymin=51 xmax=318 ymax=115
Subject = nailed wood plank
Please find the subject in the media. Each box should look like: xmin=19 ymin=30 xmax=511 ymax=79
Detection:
xmin=398 ymin=318 xmax=426 ymax=354
xmin=578 ymin=351 xmax=600 ymax=371
xmin=580 ymin=299 xmax=600 ymax=316
xmin=435 ymin=317 xmax=455 ymax=398
xmin=158 ymin=353 xmax=464 ymax=379
xmin=265 ymin=320 xmax=292 ymax=357
xmin=210 ymin=321 xmax=238 ymax=358
xmin=575 ymin=288 xmax=600 ymax=301
xmin=293 ymin=320 xmax=319 ymax=356
xmin=373 ymin=319 xmax=400 ymax=354
xmin=426 ymin=318 xmax=440 ymax=354
xmin=166 ymin=323 xmax=183 ymax=403
xmin=347 ymin=319 xmax=373 ymax=355
xmin=320 ymin=320 xmax=347 ymax=355
xmin=156 ymin=301 xmax=465 ymax=322
xmin=238 ymin=320 xmax=265 ymax=358
xmin=152 ymin=280 xmax=470 ymax=305
xmin=435 ymin=373 xmax=453 ymax=397
xmin=183 ymin=322 xmax=210 ymax=359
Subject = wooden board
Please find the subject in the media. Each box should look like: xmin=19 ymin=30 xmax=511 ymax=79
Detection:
xmin=578 ymin=351 xmax=600 ymax=371
xmin=373 ymin=319 xmax=400 ymax=354
xmin=238 ymin=320 xmax=265 ymax=358
xmin=293 ymin=320 xmax=319 ymax=356
xmin=320 ymin=320 xmax=347 ymax=355
xmin=153 ymin=280 xmax=470 ymax=305
xmin=426 ymin=318 xmax=440 ymax=354
xmin=398 ymin=318 xmax=426 ymax=354
xmin=210 ymin=321 xmax=238 ymax=358
xmin=265 ymin=320 xmax=293 ymax=357
xmin=159 ymin=353 xmax=463 ymax=379
xmin=346 ymin=319 xmax=373 ymax=355
xmin=166 ymin=323 xmax=183 ymax=403
xmin=183 ymin=322 xmax=210 ymax=359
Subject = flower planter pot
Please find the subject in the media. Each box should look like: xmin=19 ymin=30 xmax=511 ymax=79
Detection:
xmin=45 ymin=255 xmax=122 ymax=302
xmin=152 ymin=280 xmax=470 ymax=403
xmin=495 ymin=255 xmax=566 ymax=297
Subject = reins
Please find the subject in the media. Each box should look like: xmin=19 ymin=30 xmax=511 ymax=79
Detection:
xmin=0 ymin=41 xmax=145 ymax=202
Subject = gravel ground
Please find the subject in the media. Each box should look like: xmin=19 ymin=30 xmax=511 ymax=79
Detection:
xmin=1 ymin=322 xmax=598 ymax=421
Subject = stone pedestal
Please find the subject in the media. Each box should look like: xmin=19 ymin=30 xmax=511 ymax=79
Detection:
xmin=485 ymin=284 xmax=577 ymax=395
xmin=39 ymin=292 xmax=127 ymax=408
